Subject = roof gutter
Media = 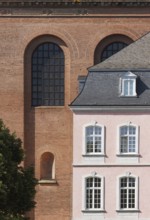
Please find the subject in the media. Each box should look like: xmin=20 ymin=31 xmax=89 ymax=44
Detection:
xmin=69 ymin=105 xmax=150 ymax=112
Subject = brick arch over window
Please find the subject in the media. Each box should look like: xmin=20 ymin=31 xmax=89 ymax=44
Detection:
xmin=94 ymin=34 xmax=133 ymax=64
xmin=40 ymin=152 xmax=55 ymax=180
xmin=24 ymin=35 xmax=69 ymax=109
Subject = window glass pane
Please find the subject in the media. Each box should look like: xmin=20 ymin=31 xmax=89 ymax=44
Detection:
xmin=129 ymin=137 xmax=136 ymax=152
xmin=49 ymin=100 xmax=54 ymax=105
xmin=129 ymin=80 xmax=134 ymax=95
xmin=95 ymin=137 xmax=101 ymax=153
xmin=121 ymin=126 xmax=127 ymax=135
xmin=121 ymin=137 xmax=128 ymax=153
xmin=121 ymin=177 xmax=127 ymax=187
xmin=124 ymin=80 xmax=129 ymax=95
xmin=86 ymin=137 xmax=93 ymax=153
xmin=129 ymin=178 xmax=135 ymax=187
xmin=86 ymin=126 xmax=93 ymax=135
xmin=120 ymin=189 xmax=127 ymax=209
xmin=94 ymin=177 xmax=101 ymax=187
xmin=95 ymin=126 xmax=101 ymax=135
xmin=94 ymin=189 xmax=101 ymax=208
xmin=129 ymin=126 xmax=136 ymax=135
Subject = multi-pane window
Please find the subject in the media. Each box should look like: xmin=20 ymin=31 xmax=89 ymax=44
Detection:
xmin=32 ymin=42 xmax=64 ymax=106
xmin=85 ymin=125 xmax=104 ymax=154
xmin=101 ymin=42 xmax=127 ymax=61
xmin=123 ymin=79 xmax=134 ymax=96
xmin=120 ymin=125 xmax=137 ymax=154
xmin=122 ymin=78 xmax=137 ymax=96
xmin=121 ymin=72 xmax=137 ymax=97
xmin=85 ymin=177 xmax=103 ymax=210
xmin=120 ymin=177 xmax=137 ymax=210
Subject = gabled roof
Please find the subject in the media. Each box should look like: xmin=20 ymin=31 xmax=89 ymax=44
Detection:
xmin=70 ymin=32 xmax=150 ymax=108
xmin=89 ymin=32 xmax=150 ymax=71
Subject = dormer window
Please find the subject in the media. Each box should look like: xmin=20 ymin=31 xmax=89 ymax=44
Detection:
xmin=121 ymin=71 xmax=137 ymax=97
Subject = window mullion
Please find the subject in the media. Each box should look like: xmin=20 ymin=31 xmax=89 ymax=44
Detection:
xmin=92 ymin=178 xmax=95 ymax=209
xmin=127 ymin=135 xmax=129 ymax=153
xmin=128 ymin=80 xmax=130 ymax=95
xmin=127 ymin=127 xmax=129 ymax=153
xmin=93 ymin=126 xmax=95 ymax=153
xmin=127 ymin=179 xmax=129 ymax=209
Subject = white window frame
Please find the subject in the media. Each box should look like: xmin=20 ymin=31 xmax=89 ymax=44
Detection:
xmin=116 ymin=173 xmax=139 ymax=212
xmin=117 ymin=123 xmax=139 ymax=155
xmin=83 ymin=123 xmax=105 ymax=156
xmin=120 ymin=71 xmax=137 ymax=97
xmin=82 ymin=173 xmax=105 ymax=212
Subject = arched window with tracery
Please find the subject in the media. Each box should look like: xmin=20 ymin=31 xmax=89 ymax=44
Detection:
xmin=32 ymin=42 xmax=64 ymax=106
xmin=40 ymin=152 xmax=55 ymax=180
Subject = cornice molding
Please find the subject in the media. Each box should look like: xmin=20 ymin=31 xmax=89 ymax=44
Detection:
xmin=1 ymin=1 xmax=150 ymax=8
xmin=73 ymin=163 xmax=150 ymax=167
xmin=0 ymin=1 xmax=150 ymax=17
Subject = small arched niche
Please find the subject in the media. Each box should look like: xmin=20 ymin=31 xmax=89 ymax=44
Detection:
xmin=40 ymin=152 xmax=55 ymax=180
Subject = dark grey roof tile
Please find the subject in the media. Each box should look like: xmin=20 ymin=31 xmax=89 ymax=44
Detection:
xmin=70 ymin=71 xmax=150 ymax=106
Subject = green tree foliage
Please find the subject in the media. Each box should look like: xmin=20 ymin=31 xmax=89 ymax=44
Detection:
xmin=0 ymin=120 xmax=37 ymax=220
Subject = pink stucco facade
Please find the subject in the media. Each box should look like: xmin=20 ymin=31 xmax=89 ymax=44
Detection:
xmin=72 ymin=110 xmax=150 ymax=220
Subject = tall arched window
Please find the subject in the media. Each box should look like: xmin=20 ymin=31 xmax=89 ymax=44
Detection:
xmin=32 ymin=42 xmax=64 ymax=106
xmin=40 ymin=152 xmax=55 ymax=180
xmin=101 ymin=42 xmax=127 ymax=62
xmin=94 ymin=34 xmax=133 ymax=64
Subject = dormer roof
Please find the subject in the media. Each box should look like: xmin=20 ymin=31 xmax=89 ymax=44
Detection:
xmin=122 ymin=71 xmax=137 ymax=78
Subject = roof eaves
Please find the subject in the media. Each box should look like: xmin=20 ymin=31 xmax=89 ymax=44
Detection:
xmin=70 ymin=105 xmax=150 ymax=112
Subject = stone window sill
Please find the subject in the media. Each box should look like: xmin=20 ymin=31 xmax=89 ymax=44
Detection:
xmin=38 ymin=179 xmax=57 ymax=184
xmin=116 ymin=154 xmax=140 ymax=157
xmin=33 ymin=106 xmax=65 ymax=109
xmin=82 ymin=209 xmax=106 ymax=213
xmin=82 ymin=154 xmax=106 ymax=157
xmin=116 ymin=209 xmax=140 ymax=212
